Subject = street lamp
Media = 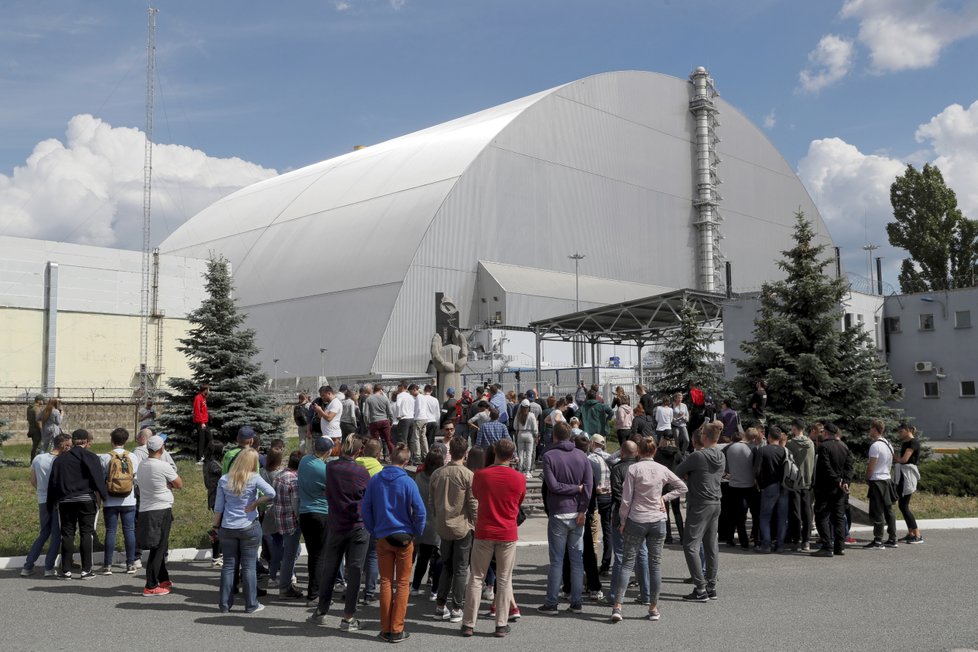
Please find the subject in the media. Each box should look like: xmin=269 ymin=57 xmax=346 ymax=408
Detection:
xmin=320 ymin=348 xmax=327 ymax=382
xmin=568 ymin=252 xmax=586 ymax=378
xmin=272 ymin=358 xmax=279 ymax=391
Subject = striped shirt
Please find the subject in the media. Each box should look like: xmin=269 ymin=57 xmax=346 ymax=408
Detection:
xmin=270 ymin=468 xmax=299 ymax=535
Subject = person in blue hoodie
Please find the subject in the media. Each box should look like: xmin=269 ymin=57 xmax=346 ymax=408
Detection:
xmin=362 ymin=443 xmax=426 ymax=644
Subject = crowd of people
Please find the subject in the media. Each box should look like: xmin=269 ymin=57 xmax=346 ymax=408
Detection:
xmin=19 ymin=380 xmax=925 ymax=639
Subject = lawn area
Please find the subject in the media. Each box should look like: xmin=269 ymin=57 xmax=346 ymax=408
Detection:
xmin=849 ymin=482 xmax=978 ymax=520
xmin=0 ymin=438 xmax=300 ymax=558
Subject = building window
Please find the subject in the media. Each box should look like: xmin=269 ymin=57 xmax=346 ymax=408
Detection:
xmin=962 ymin=381 xmax=976 ymax=398
xmin=884 ymin=317 xmax=901 ymax=333
xmin=857 ymin=314 xmax=865 ymax=324
xmin=923 ymin=381 xmax=939 ymax=398
xmin=955 ymin=310 xmax=972 ymax=329
xmin=844 ymin=313 xmax=853 ymax=330
xmin=919 ymin=314 xmax=934 ymax=331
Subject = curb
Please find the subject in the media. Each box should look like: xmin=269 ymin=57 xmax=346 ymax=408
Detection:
xmin=4 ymin=518 xmax=975 ymax=571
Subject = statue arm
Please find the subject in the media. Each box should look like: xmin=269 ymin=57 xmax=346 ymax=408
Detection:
xmin=431 ymin=333 xmax=449 ymax=370
xmin=453 ymin=329 xmax=468 ymax=371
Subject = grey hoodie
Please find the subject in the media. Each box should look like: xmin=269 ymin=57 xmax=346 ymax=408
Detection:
xmin=675 ymin=446 xmax=726 ymax=505
xmin=785 ymin=435 xmax=816 ymax=489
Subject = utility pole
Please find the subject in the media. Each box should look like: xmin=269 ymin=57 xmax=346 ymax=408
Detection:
xmin=139 ymin=7 xmax=158 ymax=397
xmin=863 ymin=243 xmax=879 ymax=294
xmin=568 ymin=252 xmax=585 ymax=382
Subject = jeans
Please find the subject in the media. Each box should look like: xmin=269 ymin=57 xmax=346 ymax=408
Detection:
xmin=867 ymin=480 xmax=897 ymax=542
xmin=609 ymin=519 xmax=649 ymax=603
xmin=59 ymin=500 xmax=97 ymax=574
xmin=545 ymin=514 xmax=584 ymax=606
xmin=815 ymin=488 xmax=848 ymax=552
xmin=363 ymin=535 xmax=378 ymax=597
xmin=411 ymin=542 xmax=442 ymax=592
xmin=436 ymin=532 xmax=473 ymax=610
xmin=517 ymin=432 xmax=535 ymax=473
xmin=683 ymin=502 xmax=720 ymax=593
xmin=318 ymin=527 xmax=369 ymax=617
xmin=759 ymin=483 xmax=788 ymax=551
xmin=463 ymin=539 xmax=517 ymax=629
xmin=614 ymin=519 xmax=665 ymax=606
xmin=24 ymin=503 xmax=61 ymax=572
xmin=377 ymin=539 xmax=414 ymax=635
xmin=672 ymin=424 xmax=690 ymax=452
xmin=298 ymin=512 xmax=329 ymax=600
xmin=102 ymin=505 xmax=136 ymax=567
xmin=272 ymin=529 xmax=302 ymax=591
xmin=219 ymin=521 xmax=262 ymax=612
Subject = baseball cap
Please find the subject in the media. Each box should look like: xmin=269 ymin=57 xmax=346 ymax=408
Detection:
xmin=526 ymin=389 xmax=536 ymax=400
xmin=338 ymin=384 xmax=349 ymax=392
xmin=34 ymin=394 xmax=46 ymax=402
xmin=314 ymin=436 xmax=334 ymax=453
xmin=446 ymin=387 xmax=455 ymax=397
xmin=237 ymin=426 xmax=256 ymax=441
xmin=147 ymin=435 xmax=166 ymax=452
xmin=520 ymin=399 xmax=531 ymax=407
xmin=591 ymin=434 xmax=606 ymax=448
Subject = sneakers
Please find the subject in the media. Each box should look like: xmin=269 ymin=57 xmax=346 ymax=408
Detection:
xmin=211 ymin=556 xmax=224 ymax=568
xmin=883 ymin=539 xmax=899 ymax=549
xmin=588 ymin=590 xmax=604 ymax=602
xmin=143 ymin=586 xmax=170 ymax=596
xmin=44 ymin=569 xmax=57 ymax=577
xmin=844 ymin=536 xmax=857 ymax=544
xmin=246 ymin=604 xmax=265 ymax=614
xmin=377 ymin=632 xmax=392 ymax=643
xmin=647 ymin=608 xmax=661 ymax=621
xmin=482 ymin=586 xmax=495 ymax=601
xmin=810 ymin=547 xmax=834 ymax=558
xmin=799 ymin=543 xmax=811 ymax=552
xmin=279 ymin=585 xmax=304 ymax=599
xmin=907 ymin=535 xmax=924 ymax=544
xmin=509 ymin=607 xmax=521 ymax=621
xmin=79 ymin=571 xmax=96 ymax=581
xmin=340 ymin=618 xmax=360 ymax=632
xmin=707 ymin=588 xmax=718 ymax=600
xmin=567 ymin=603 xmax=583 ymax=614
xmin=360 ymin=593 xmax=378 ymax=604
xmin=537 ymin=604 xmax=559 ymax=615
xmin=433 ymin=606 xmax=450 ymax=620
xmin=99 ymin=566 xmax=113 ymax=575
xmin=389 ymin=632 xmax=410 ymax=644
xmin=410 ymin=588 xmax=424 ymax=596
xmin=682 ymin=590 xmax=709 ymax=603
xmin=450 ymin=609 xmax=463 ymax=623
xmin=160 ymin=580 xmax=173 ymax=590
xmin=307 ymin=609 xmax=328 ymax=625
xmin=133 ymin=559 xmax=143 ymax=570
xmin=20 ymin=567 xmax=34 ymax=577
xmin=494 ymin=625 xmax=511 ymax=638
xmin=610 ymin=607 xmax=623 ymax=623
xmin=863 ymin=540 xmax=885 ymax=550
xmin=60 ymin=571 xmax=73 ymax=580
xmin=126 ymin=564 xmax=137 ymax=574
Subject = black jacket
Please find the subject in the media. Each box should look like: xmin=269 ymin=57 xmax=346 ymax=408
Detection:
xmin=754 ymin=444 xmax=786 ymax=488
xmin=814 ymin=438 xmax=854 ymax=495
xmin=47 ymin=446 xmax=108 ymax=511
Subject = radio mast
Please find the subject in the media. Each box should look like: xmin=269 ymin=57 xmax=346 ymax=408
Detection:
xmin=139 ymin=7 xmax=158 ymax=396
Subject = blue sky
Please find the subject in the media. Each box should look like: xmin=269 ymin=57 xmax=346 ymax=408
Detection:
xmin=2 ymin=0 xmax=978 ymax=287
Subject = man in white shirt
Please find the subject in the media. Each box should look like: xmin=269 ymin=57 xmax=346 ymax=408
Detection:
xmin=413 ymin=384 xmax=440 ymax=462
xmin=137 ymin=435 xmax=182 ymax=595
xmin=21 ymin=433 xmax=71 ymax=577
xmin=864 ymin=419 xmax=898 ymax=549
xmin=313 ymin=386 xmax=344 ymax=444
xmin=99 ymin=427 xmax=140 ymax=574
xmin=653 ymin=397 xmax=673 ymax=442
xmin=395 ymin=383 xmax=417 ymax=449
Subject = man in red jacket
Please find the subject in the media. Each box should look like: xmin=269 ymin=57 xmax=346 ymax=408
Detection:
xmin=194 ymin=384 xmax=210 ymax=465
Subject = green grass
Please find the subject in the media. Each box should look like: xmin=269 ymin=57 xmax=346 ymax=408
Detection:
xmin=0 ymin=437 xmax=301 ymax=557
xmin=849 ymin=483 xmax=978 ymax=520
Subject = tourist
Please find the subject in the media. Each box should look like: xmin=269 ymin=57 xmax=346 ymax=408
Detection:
xmin=579 ymin=389 xmax=613 ymax=439
xmin=339 ymin=385 xmax=361 ymax=438
xmin=488 ymin=384 xmax=509 ymax=427
xmin=609 ymin=436 xmax=687 ymax=623
xmin=214 ymin=448 xmax=275 ymax=613
xmin=99 ymin=428 xmax=140 ymax=574
xmin=461 ymin=439 xmax=525 ymax=638
xmin=717 ymin=399 xmax=739 ymax=443
xmin=864 ymin=419 xmax=898 ymax=550
xmin=362 ymin=443 xmax=426 ymax=644
xmin=894 ymin=424 xmax=923 ymax=544
xmin=671 ymin=393 xmax=690 ymax=452
xmin=26 ymin=394 xmax=44 ymax=461
xmin=416 ymin=384 xmax=441 ymax=452
xmin=785 ymin=418 xmax=815 ymax=552
xmin=268 ymin=451 xmax=304 ymax=599
xmin=514 ymin=399 xmax=539 ymax=477
xmin=476 ymin=408 xmax=510 ymax=451
xmin=193 ymin=384 xmax=210 ymax=465
xmin=430 ymin=436 xmax=477 ymax=623
xmin=293 ymin=393 xmax=310 ymax=452
xmin=364 ymin=384 xmax=396 ymax=460
xmin=394 ymin=383 xmax=417 ymax=449
xmin=749 ymin=379 xmax=767 ymax=426
xmin=137 ymin=398 xmax=156 ymax=431
xmin=202 ymin=441 xmax=225 ymax=567
xmin=47 ymin=429 xmax=107 ymax=581
xmin=608 ymin=440 xmax=650 ymax=604
xmin=652 ymin=433 xmax=684 ymax=544
xmin=754 ymin=427 xmax=789 ymax=553
xmin=411 ymin=446 xmax=445 ymax=598
xmin=630 ymin=404 xmax=656 ymax=439
xmin=21 ymin=432 xmax=70 ymax=577
xmin=587 ymin=435 xmax=614 ymax=575
xmin=653 ymin=396 xmax=673 ymax=443
xmin=313 ymin=385 xmax=344 ymax=446
xmin=613 ymin=396 xmax=633 ymax=448
xmin=811 ymin=422 xmax=853 ymax=558
xmin=721 ymin=430 xmax=754 ymax=549
xmin=297 ymin=436 xmax=332 ymax=604
xmin=39 ymin=397 xmax=64 ymax=455
xmin=136 ymin=434 xmax=182 ymax=595
xmin=356 ymin=437 xmax=385 ymax=604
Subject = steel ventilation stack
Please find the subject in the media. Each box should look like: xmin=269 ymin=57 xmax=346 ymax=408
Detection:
xmin=689 ymin=66 xmax=723 ymax=293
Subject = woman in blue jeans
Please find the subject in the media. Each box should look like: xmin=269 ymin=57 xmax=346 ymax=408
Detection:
xmin=213 ymin=448 xmax=275 ymax=613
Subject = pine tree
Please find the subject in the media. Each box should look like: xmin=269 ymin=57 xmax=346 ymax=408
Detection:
xmin=158 ymin=256 xmax=283 ymax=454
xmin=733 ymin=211 xmax=903 ymax=435
xmin=655 ymin=299 xmax=725 ymax=402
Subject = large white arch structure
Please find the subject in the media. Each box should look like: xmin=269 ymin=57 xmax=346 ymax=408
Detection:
xmin=160 ymin=70 xmax=833 ymax=379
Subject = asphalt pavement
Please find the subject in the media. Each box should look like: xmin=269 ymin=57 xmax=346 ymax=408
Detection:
xmin=3 ymin=523 xmax=977 ymax=652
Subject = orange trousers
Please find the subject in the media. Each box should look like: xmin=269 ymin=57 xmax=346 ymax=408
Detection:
xmin=377 ymin=538 xmax=414 ymax=635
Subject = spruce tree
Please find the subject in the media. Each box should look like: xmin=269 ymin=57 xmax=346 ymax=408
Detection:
xmin=732 ymin=211 xmax=903 ymax=439
xmin=159 ymin=256 xmax=283 ymax=454
xmin=656 ymin=299 xmax=725 ymax=402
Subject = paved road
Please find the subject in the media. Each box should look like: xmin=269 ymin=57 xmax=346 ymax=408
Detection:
xmin=4 ymin=526 xmax=977 ymax=652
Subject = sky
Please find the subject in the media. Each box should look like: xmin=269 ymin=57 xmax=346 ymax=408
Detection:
xmin=2 ymin=0 xmax=978 ymax=289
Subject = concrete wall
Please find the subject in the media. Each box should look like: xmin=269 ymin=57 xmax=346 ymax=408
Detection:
xmin=884 ymin=287 xmax=978 ymax=441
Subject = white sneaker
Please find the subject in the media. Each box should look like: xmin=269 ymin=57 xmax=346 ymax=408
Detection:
xmin=44 ymin=569 xmax=57 ymax=577
xmin=197 ymin=458 xmax=205 ymax=466
xmin=99 ymin=566 xmax=113 ymax=575
xmin=212 ymin=556 xmax=224 ymax=568
xmin=133 ymin=559 xmax=143 ymax=570
xmin=20 ymin=568 xmax=34 ymax=577
xmin=449 ymin=609 xmax=463 ymax=623
xmin=482 ymin=586 xmax=495 ymax=601
xmin=410 ymin=588 xmax=424 ymax=596
xmin=433 ymin=606 xmax=449 ymax=620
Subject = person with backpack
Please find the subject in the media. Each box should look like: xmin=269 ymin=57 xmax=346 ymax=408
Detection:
xmin=753 ymin=427 xmax=789 ymax=553
xmin=99 ymin=428 xmax=140 ymax=575
xmin=864 ymin=419 xmax=898 ymax=550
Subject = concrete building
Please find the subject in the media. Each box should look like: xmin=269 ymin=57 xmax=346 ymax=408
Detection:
xmin=160 ymin=69 xmax=834 ymax=382
xmin=0 ymin=235 xmax=208 ymax=399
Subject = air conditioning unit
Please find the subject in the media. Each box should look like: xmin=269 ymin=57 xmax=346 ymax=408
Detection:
xmin=915 ymin=361 xmax=933 ymax=373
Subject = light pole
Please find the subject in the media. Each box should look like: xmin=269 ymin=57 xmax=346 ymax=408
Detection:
xmin=272 ymin=358 xmax=279 ymax=391
xmin=319 ymin=348 xmax=327 ymax=383
xmin=568 ymin=252 xmax=585 ymax=380
xmin=862 ymin=243 xmax=879 ymax=294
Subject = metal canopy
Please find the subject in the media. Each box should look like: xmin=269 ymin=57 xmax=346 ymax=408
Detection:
xmin=529 ymin=288 xmax=725 ymax=346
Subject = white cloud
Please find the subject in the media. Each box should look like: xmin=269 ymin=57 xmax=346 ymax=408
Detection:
xmin=763 ymin=109 xmax=776 ymax=130
xmin=0 ymin=114 xmax=277 ymax=249
xmin=798 ymin=34 xmax=854 ymax=94
xmin=798 ymin=98 xmax=978 ymax=287
xmin=334 ymin=1 xmax=351 ymax=11
xmin=389 ymin=0 xmax=407 ymax=9
xmin=841 ymin=0 xmax=978 ymax=72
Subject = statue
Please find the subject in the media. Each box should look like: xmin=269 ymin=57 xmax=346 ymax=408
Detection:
xmin=431 ymin=294 xmax=468 ymax=402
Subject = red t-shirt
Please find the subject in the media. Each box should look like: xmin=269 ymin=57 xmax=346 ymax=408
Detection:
xmin=193 ymin=392 xmax=209 ymax=425
xmin=473 ymin=465 xmax=526 ymax=542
